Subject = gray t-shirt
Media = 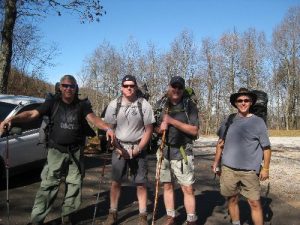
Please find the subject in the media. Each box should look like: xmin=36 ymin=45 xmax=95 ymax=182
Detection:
xmin=105 ymin=97 xmax=155 ymax=142
xmin=218 ymin=114 xmax=271 ymax=173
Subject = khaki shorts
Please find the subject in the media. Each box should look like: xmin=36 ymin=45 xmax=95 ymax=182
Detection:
xmin=157 ymin=154 xmax=195 ymax=186
xmin=220 ymin=165 xmax=261 ymax=200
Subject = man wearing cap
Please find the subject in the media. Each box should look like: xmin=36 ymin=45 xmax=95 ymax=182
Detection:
xmin=154 ymin=76 xmax=199 ymax=225
xmin=100 ymin=75 xmax=155 ymax=225
xmin=212 ymin=88 xmax=271 ymax=225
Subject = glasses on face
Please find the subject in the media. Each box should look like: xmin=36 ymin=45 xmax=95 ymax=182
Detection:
xmin=61 ymin=84 xmax=76 ymax=89
xmin=236 ymin=99 xmax=251 ymax=103
xmin=122 ymin=84 xmax=135 ymax=88
xmin=171 ymin=84 xmax=183 ymax=90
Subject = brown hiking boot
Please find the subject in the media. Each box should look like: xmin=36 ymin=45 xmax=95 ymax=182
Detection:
xmin=162 ymin=215 xmax=176 ymax=225
xmin=102 ymin=210 xmax=118 ymax=225
xmin=137 ymin=212 xmax=148 ymax=225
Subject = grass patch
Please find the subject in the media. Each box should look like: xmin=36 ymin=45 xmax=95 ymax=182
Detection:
xmin=268 ymin=130 xmax=300 ymax=137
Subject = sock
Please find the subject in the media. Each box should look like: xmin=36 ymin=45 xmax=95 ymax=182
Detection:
xmin=110 ymin=208 xmax=117 ymax=212
xmin=166 ymin=209 xmax=176 ymax=218
xmin=187 ymin=213 xmax=197 ymax=222
xmin=232 ymin=221 xmax=241 ymax=225
xmin=139 ymin=208 xmax=147 ymax=214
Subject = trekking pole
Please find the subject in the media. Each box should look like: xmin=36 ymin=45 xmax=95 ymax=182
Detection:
xmin=4 ymin=127 xmax=10 ymax=225
xmin=151 ymin=107 xmax=169 ymax=225
xmin=91 ymin=154 xmax=108 ymax=225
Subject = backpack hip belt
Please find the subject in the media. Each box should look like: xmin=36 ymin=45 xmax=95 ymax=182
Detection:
xmin=48 ymin=139 xmax=82 ymax=153
xmin=166 ymin=144 xmax=188 ymax=165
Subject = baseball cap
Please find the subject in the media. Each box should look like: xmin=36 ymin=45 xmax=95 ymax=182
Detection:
xmin=170 ymin=76 xmax=185 ymax=88
xmin=122 ymin=75 xmax=137 ymax=85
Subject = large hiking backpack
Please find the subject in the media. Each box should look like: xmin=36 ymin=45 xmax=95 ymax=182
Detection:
xmin=250 ymin=90 xmax=268 ymax=124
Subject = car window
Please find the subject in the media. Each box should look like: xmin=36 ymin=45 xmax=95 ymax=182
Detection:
xmin=0 ymin=102 xmax=17 ymax=121
xmin=13 ymin=103 xmax=43 ymax=132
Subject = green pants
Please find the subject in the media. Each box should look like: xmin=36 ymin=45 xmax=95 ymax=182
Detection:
xmin=31 ymin=147 xmax=83 ymax=223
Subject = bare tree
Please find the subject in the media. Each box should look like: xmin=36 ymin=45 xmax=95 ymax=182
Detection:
xmin=0 ymin=0 xmax=105 ymax=93
xmin=272 ymin=6 xmax=300 ymax=129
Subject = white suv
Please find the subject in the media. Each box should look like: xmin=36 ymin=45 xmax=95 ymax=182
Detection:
xmin=0 ymin=94 xmax=47 ymax=178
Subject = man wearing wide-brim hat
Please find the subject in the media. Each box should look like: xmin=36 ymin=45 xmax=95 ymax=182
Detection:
xmin=212 ymin=87 xmax=271 ymax=225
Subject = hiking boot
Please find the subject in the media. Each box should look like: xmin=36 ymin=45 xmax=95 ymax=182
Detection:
xmin=102 ymin=210 xmax=118 ymax=225
xmin=61 ymin=215 xmax=72 ymax=225
xmin=185 ymin=221 xmax=197 ymax=225
xmin=137 ymin=212 xmax=148 ymax=225
xmin=162 ymin=215 xmax=176 ymax=225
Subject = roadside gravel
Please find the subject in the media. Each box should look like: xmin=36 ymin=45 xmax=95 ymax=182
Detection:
xmin=195 ymin=136 xmax=300 ymax=209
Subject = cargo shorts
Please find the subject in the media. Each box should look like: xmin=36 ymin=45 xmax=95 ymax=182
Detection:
xmin=220 ymin=165 xmax=261 ymax=200
xmin=157 ymin=153 xmax=195 ymax=186
xmin=111 ymin=143 xmax=148 ymax=184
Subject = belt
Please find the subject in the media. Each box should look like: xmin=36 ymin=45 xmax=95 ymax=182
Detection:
xmin=224 ymin=165 xmax=255 ymax=172
xmin=118 ymin=139 xmax=140 ymax=145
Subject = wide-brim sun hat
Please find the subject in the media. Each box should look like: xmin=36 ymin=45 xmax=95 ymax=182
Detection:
xmin=230 ymin=88 xmax=257 ymax=108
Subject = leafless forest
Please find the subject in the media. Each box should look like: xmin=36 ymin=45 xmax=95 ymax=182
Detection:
xmin=1 ymin=4 xmax=299 ymax=134
xmin=78 ymin=6 xmax=300 ymax=134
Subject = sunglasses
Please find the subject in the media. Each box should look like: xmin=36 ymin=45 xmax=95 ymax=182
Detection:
xmin=171 ymin=84 xmax=184 ymax=90
xmin=61 ymin=84 xmax=76 ymax=89
xmin=122 ymin=84 xmax=136 ymax=88
xmin=236 ymin=99 xmax=251 ymax=103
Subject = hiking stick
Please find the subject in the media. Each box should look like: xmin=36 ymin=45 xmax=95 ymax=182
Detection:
xmin=151 ymin=107 xmax=169 ymax=225
xmin=92 ymin=156 xmax=107 ymax=225
xmin=4 ymin=127 xmax=10 ymax=225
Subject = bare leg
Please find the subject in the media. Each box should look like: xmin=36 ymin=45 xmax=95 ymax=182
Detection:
xmin=163 ymin=182 xmax=175 ymax=211
xmin=136 ymin=184 xmax=147 ymax=212
xmin=110 ymin=181 xmax=121 ymax=209
xmin=248 ymin=199 xmax=263 ymax=225
xmin=181 ymin=184 xmax=196 ymax=214
xmin=228 ymin=195 xmax=240 ymax=222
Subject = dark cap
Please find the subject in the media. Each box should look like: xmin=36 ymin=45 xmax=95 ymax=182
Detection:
xmin=230 ymin=87 xmax=257 ymax=108
xmin=122 ymin=75 xmax=137 ymax=85
xmin=170 ymin=76 xmax=185 ymax=88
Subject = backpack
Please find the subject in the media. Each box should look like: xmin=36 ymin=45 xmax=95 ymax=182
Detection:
xmin=221 ymin=89 xmax=268 ymax=140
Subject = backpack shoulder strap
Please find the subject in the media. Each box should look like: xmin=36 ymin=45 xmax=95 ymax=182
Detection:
xmin=50 ymin=99 xmax=60 ymax=121
xmin=115 ymin=96 xmax=123 ymax=118
xmin=183 ymin=97 xmax=191 ymax=124
xmin=137 ymin=97 xmax=144 ymax=122
xmin=222 ymin=113 xmax=236 ymax=141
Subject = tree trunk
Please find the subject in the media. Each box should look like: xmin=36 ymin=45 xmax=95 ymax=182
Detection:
xmin=0 ymin=0 xmax=17 ymax=94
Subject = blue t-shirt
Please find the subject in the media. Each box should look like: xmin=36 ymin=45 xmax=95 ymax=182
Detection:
xmin=218 ymin=114 xmax=271 ymax=173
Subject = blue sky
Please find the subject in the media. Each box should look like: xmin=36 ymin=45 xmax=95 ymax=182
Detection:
xmin=39 ymin=0 xmax=299 ymax=85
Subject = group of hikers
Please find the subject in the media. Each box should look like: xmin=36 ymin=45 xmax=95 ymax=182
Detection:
xmin=0 ymin=74 xmax=271 ymax=225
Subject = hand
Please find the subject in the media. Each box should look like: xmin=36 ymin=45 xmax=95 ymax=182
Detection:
xmin=211 ymin=162 xmax=221 ymax=175
xmin=106 ymin=129 xmax=115 ymax=144
xmin=160 ymin=121 xmax=168 ymax=132
xmin=116 ymin=147 xmax=131 ymax=159
xmin=131 ymin=146 xmax=141 ymax=158
xmin=0 ymin=119 xmax=11 ymax=136
xmin=259 ymin=168 xmax=269 ymax=181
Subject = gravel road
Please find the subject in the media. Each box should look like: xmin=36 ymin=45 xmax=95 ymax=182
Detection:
xmin=0 ymin=136 xmax=299 ymax=225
